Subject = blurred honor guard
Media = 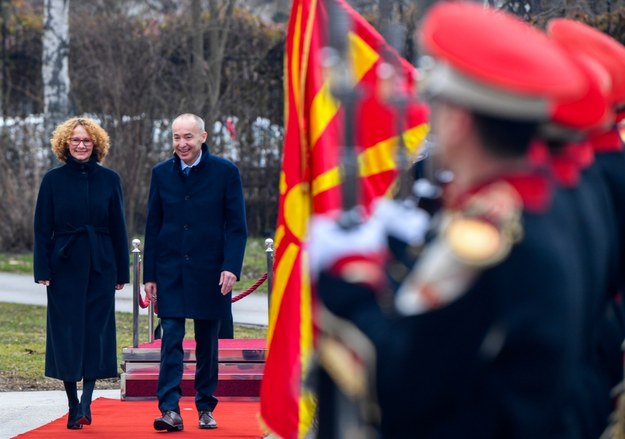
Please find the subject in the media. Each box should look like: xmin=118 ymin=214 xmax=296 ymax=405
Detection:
xmin=548 ymin=19 xmax=625 ymax=296
xmin=310 ymin=3 xmax=588 ymax=438
xmin=527 ymin=20 xmax=622 ymax=438
xmin=546 ymin=18 xmax=625 ymax=438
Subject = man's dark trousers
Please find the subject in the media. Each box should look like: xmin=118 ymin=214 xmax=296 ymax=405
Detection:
xmin=157 ymin=317 xmax=220 ymax=413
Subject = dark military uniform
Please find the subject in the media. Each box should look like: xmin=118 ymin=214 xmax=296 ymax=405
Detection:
xmin=310 ymin=3 xmax=590 ymax=438
xmin=590 ymin=135 xmax=625 ymax=405
xmin=593 ymin=133 xmax=625 ymax=297
xmin=548 ymin=19 xmax=625 ymax=437
xmin=548 ymin=149 xmax=619 ymax=438
xmin=317 ymin=173 xmax=582 ymax=438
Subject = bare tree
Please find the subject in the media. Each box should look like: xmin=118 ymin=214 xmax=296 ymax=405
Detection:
xmin=0 ymin=0 xmax=324 ymax=247
xmin=0 ymin=118 xmax=46 ymax=251
xmin=203 ymin=0 xmax=235 ymax=127
xmin=0 ymin=0 xmax=8 ymax=117
xmin=63 ymin=1 xmax=281 ymax=238
xmin=42 ymin=0 xmax=69 ymax=141
xmin=190 ymin=0 xmax=204 ymax=114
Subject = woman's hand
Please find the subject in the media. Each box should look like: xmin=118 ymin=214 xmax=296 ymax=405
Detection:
xmin=115 ymin=284 xmax=125 ymax=290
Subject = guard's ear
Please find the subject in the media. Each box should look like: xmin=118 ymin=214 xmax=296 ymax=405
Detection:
xmin=439 ymin=101 xmax=474 ymax=144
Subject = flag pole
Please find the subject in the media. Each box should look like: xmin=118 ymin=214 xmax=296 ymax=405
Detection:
xmin=324 ymin=0 xmax=362 ymax=230
xmin=312 ymin=3 xmax=380 ymax=439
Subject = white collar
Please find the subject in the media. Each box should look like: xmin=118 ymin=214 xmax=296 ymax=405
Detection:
xmin=181 ymin=150 xmax=202 ymax=170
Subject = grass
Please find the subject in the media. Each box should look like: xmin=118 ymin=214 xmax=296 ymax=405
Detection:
xmin=0 ymin=253 xmax=33 ymax=274
xmin=236 ymin=236 xmax=273 ymax=294
xmin=0 ymin=302 xmax=266 ymax=392
xmin=0 ymin=236 xmax=270 ymax=392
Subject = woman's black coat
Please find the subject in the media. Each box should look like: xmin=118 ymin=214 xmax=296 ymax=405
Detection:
xmin=33 ymin=156 xmax=130 ymax=381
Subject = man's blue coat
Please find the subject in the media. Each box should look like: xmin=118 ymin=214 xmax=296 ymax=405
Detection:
xmin=143 ymin=144 xmax=247 ymax=320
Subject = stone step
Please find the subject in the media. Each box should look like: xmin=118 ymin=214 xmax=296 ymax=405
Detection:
xmin=121 ymin=338 xmax=266 ymax=363
xmin=121 ymin=363 xmax=263 ymax=401
xmin=120 ymin=338 xmax=265 ymax=400
xmin=122 ymin=361 xmax=264 ymax=374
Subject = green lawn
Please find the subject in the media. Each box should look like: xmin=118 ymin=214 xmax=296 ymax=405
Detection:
xmin=0 ymin=253 xmax=32 ymax=274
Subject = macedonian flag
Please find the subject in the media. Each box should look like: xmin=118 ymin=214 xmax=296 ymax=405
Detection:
xmin=258 ymin=0 xmax=429 ymax=437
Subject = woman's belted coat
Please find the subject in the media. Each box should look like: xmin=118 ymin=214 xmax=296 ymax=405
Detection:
xmin=33 ymin=156 xmax=130 ymax=381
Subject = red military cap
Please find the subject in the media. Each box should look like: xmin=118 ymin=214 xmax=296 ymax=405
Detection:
xmin=418 ymin=3 xmax=586 ymax=121
xmin=548 ymin=18 xmax=625 ymax=107
xmin=544 ymin=51 xmax=612 ymax=137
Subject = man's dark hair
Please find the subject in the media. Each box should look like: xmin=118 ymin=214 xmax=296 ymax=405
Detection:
xmin=472 ymin=111 xmax=539 ymax=159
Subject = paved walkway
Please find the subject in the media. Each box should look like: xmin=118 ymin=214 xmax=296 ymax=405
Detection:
xmin=0 ymin=272 xmax=269 ymax=438
xmin=0 ymin=272 xmax=269 ymax=325
xmin=0 ymin=389 xmax=120 ymax=438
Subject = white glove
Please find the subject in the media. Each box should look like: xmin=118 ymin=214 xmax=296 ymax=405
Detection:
xmin=372 ymin=198 xmax=431 ymax=246
xmin=307 ymin=214 xmax=386 ymax=279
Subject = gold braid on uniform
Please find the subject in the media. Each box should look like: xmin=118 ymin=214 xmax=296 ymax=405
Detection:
xmin=396 ymin=180 xmax=523 ymax=315
xmin=601 ymin=377 xmax=625 ymax=439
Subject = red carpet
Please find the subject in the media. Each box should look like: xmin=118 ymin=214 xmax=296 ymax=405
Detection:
xmin=16 ymin=397 xmax=263 ymax=438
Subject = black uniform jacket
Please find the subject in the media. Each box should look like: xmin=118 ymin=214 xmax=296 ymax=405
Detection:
xmin=550 ymin=147 xmax=619 ymax=439
xmin=317 ymin=171 xmax=583 ymax=439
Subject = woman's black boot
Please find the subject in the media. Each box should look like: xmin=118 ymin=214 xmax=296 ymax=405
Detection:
xmin=67 ymin=404 xmax=82 ymax=430
xmin=64 ymin=381 xmax=82 ymax=429
xmin=77 ymin=379 xmax=95 ymax=425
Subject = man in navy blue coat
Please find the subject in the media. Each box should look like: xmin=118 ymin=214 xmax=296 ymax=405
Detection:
xmin=143 ymin=113 xmax=247 ymax=432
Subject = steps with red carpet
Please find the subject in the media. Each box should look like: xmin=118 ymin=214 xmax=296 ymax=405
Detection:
xmin=120 ymin=338 xmax=265 ymax=400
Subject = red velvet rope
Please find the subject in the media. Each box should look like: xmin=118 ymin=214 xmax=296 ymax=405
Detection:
xmin=138 ymin=290 xmax=150 ymax=309
xmin=137 ymin=272 xmax=268 ymax=309
xmin=232 ymin=272 xmax=268 ymax=303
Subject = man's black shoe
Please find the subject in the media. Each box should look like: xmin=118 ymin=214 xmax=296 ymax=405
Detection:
xmin=154 ymin=410 xmax=184 ymax=432
xmin=198 ymin=410 xmax=217 ymax=429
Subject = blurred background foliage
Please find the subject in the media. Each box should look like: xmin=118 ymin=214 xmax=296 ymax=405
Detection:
xmin=0 ymin=0 xmax=624 ymax=252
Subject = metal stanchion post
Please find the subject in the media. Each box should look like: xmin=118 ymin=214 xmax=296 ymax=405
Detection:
xmin=265 ymin=238 xmax=274 ymax=312
xmin=148 ymin=304 xmax=154 ymax=343
xmin=134 ymin=238 xmax=154 ymax=344
xmin=131 ymin=239 xmax=141 ymax=348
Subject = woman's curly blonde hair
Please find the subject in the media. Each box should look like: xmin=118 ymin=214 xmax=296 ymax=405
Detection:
xmin=50 ymin=117 xmax=110 ymax=163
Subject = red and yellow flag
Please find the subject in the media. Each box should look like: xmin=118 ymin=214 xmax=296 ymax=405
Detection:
xmin=259 ymin=0 xmax=428 ymax=437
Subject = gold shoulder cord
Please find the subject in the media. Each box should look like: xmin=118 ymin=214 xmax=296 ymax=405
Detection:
xmin=447 ymin=181 xmax=523 ymax=267
xmin=396 ymin=181 xmax=523 ymax=315
xmin=601 ymin=373 xmax=625 ymax=439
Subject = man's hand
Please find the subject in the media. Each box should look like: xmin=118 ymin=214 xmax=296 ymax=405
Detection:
xmin=38 ymin=280 xmax=50 ymax=286
xmin=220 ymin=271 xmax=237 ymax=295
xmin=144 ymin=282 xmax=157 ymax=304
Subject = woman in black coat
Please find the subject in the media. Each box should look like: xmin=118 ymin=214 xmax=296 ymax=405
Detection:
xmin=33 ymin=117 xmax=129 ymax=429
